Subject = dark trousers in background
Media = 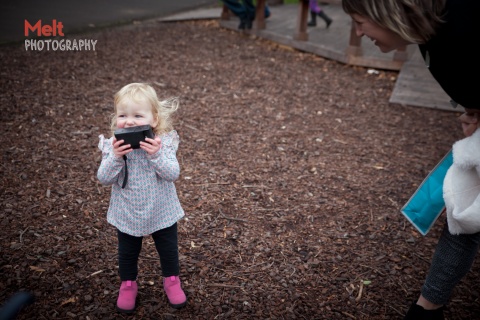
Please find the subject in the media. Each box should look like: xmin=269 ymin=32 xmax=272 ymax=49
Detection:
xmin=222 ymin=0 xmax=270 ymax=21
xmin=117 ymin=223 xmax=179 ymax=281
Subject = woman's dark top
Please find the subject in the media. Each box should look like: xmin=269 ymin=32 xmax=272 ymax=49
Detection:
xmin=419 ymin=0 xmax=479 ymax=110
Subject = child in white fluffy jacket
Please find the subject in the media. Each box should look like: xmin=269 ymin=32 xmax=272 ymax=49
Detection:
xmin=443 ymin=109 xmax=480 ymax=235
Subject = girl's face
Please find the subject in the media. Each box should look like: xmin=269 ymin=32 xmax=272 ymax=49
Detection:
xmin=459 ymin=109 xmax=480 ymax=137
xmin=115 ymin=98 xmax=158 ymax=129
xmin=350 ymin=14 xmax=411 ymax=53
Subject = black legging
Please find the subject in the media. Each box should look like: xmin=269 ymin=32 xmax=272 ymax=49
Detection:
xmin=117 ymin=223 xmax=179 ymax=281
xmin=421 ymin=220 xmax=480 ymax=305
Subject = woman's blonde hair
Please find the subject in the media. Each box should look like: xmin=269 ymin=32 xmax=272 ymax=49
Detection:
xmin=342 ymin=0 xmax=446 ymax=43
xmin=111 ymin=83 xmax=179 ymax=135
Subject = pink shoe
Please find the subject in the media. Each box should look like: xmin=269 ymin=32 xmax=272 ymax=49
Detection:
xmin=163 ymin=276 xmax=187 ymax=309
xmin=116 ymin=280 xmax=137 ymax=313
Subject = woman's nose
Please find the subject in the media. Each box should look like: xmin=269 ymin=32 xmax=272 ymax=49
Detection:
xmin=355 ymin=26 xmax=364 ymax=37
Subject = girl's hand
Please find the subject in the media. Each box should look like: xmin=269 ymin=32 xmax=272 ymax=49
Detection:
xmin=112 ymin=137 xmax=132 ymax=157
xmin=140 ymin=136 xmax=162 ymax=155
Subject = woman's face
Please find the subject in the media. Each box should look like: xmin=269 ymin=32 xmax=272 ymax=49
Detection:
xmin=350 ymin=14 xmax=411 ymax=53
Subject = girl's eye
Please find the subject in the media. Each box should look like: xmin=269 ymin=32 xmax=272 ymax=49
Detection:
xmin=117 ymin=115 xmax=125 ymax=118
xmin=135 ymin=115 xmax=143 ymax=118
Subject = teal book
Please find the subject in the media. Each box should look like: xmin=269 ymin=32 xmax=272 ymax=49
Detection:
xmin=401 ymin=150 xmax=453 ymax=236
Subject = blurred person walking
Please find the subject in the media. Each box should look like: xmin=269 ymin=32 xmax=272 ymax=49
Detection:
xmin=307 ymin=0 xmax=333 ymax=28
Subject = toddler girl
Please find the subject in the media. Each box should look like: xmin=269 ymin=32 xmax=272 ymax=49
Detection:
xmin=97 ymin=83 xmax=187 ymax=313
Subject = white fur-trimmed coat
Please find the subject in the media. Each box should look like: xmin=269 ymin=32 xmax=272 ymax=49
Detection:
xmin=443 ymin=129 xmax=480 ymax=235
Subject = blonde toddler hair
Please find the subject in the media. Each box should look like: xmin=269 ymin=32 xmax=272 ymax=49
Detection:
xmin=111 ymin=83 xmax=179 ymax=135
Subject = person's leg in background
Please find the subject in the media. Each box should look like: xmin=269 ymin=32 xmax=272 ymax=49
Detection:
xmin=307 ymin=0 xmax=318 ymax=26
xmin=308 ymin=0 xmax=332 ymax=28
xmin=221 ymin=0 xmax=248 ymax=29
xmin=264 ymin=4 xmax=271 ymax=18
xmin=242 ymin=0 xmax=255 ymax=29
xmin=221 ymin=0 xmax=270 ymax=29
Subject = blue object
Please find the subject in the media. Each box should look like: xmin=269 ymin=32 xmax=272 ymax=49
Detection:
xmin=401 ymin=150 xmax=453 ymax=236
xmin=0 ymin=291 xmax=34 ymax=320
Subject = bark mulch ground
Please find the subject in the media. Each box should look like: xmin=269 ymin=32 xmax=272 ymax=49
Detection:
xmin=1 ymin=19 xmax=479 ymax=320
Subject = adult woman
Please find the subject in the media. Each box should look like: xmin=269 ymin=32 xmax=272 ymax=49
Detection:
xmin=341 ymin=0 xmax=479 ymax=319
